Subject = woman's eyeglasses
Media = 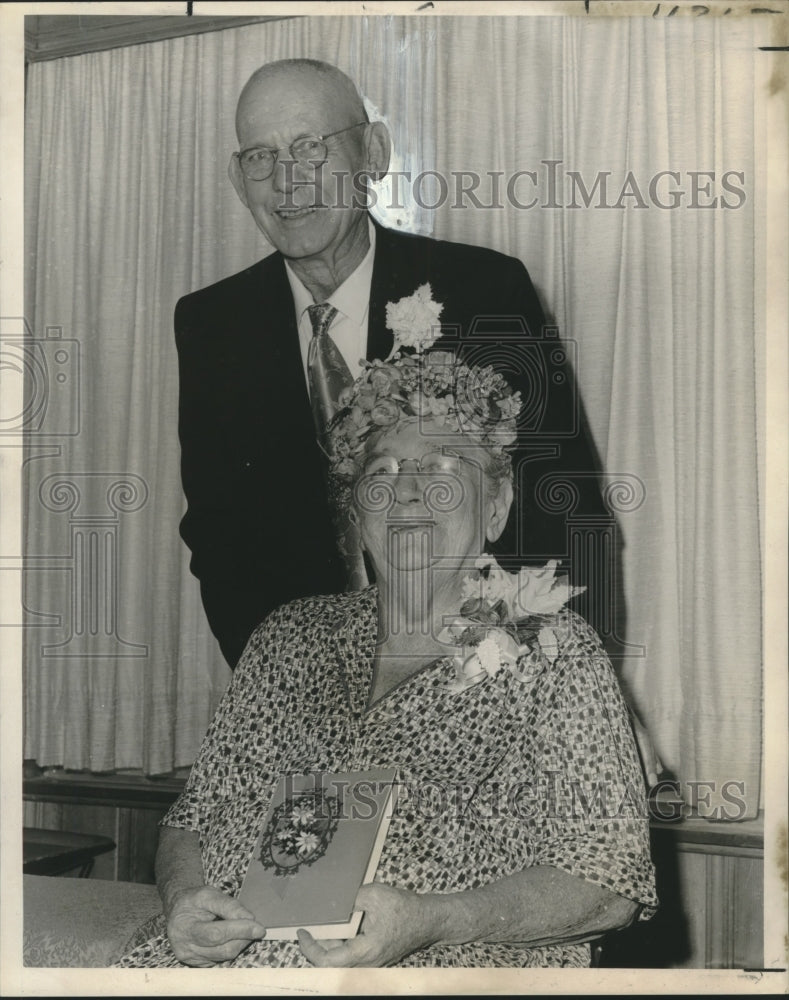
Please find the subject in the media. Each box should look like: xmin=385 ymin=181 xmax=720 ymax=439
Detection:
xmin=362 ymin=450 xmax=468 ymax=479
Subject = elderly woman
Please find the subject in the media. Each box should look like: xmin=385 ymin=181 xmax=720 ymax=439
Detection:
xmin=119 ymin=306 xmax=656 ymax=969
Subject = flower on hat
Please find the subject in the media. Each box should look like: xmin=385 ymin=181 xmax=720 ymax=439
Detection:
xmin=327 ymin=286 xmax=522 ymax=481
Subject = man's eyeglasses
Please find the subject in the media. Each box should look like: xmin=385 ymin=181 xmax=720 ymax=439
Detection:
xmin=236 ymin=122 xmax=368 ymax=181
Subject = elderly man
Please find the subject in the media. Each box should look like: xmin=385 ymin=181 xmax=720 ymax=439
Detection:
xmin=176 ymin=58 xmax=610 ymax=668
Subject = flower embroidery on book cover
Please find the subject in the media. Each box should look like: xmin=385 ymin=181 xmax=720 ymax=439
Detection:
xmin=256 ymin=789 xmax=341 ymax=877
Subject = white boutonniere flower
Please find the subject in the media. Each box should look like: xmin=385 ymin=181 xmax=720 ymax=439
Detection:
xmin=385 ymin=283 xmax=444 ymax=355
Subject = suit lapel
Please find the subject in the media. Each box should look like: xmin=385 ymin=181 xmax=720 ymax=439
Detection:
xmin=368 ymin=221 xmax=451 ymax=362
xmin=367 ymin=222 xmax=405 ymax=362
xmin=227 ymin=253 xmax=321 ymax=477
xmin=259 ymin=255 xmax=305 ymax=398
xmin=257 ymin=255 xmax=317 ymax=440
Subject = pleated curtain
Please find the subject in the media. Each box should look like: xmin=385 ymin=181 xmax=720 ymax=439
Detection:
xmin=23 ymin=14 xmax=763 ymax=816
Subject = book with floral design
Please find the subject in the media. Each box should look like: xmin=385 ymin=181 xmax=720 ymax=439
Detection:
xmin=238 ymin=768 xmax=398 ymax=940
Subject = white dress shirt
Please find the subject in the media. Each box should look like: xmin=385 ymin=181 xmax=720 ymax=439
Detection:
xmin=285 ymin=221 xmax=376 ymax=393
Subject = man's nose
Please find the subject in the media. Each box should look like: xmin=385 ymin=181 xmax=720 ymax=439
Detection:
xmin=270 ymin=153 xmax=296 ymax=194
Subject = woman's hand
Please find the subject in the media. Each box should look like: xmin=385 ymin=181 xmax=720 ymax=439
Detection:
xmin=166 ymin=885 xmax=266 ymax=967
xmin=297 ymin=883 xmax=439 ymax=968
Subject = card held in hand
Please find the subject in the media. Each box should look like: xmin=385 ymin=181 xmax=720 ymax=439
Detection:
xmin=238 ymin=768 xmax=399 ymax=940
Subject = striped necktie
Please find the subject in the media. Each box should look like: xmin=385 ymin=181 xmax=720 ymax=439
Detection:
xmin=306 ymin=303 xmax=352 ymax=454
xmin=305 ymin=302 xmax=368 ymax=591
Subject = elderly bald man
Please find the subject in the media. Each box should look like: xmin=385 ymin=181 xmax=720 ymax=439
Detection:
xmin=176 ymin=58 xmax=610 ymax=669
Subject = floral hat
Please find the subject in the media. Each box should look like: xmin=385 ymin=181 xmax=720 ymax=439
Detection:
xmin=328 ymin=284 xmax=523 ymax=479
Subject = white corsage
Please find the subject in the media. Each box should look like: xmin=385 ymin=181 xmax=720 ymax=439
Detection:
xmin=440 ymin=555 xmax=585 ymax=695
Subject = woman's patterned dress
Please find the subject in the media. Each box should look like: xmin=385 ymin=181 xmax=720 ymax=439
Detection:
xmin=118 ymin=587 xmax=657 ymax=967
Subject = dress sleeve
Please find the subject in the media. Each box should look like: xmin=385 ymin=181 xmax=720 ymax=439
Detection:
xmin=160 ymin=610 xmax=285 ymax=834
xmin=512 ymin=611 xmax=658 ymax=917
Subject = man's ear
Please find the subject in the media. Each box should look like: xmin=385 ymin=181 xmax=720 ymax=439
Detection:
xmin=362 ymin=121 xmax=391 ymax=181
xmin=486 ymin=478 xmax=514 ymax=544
xmin=228 ymin=154 xmax=250 ymax=208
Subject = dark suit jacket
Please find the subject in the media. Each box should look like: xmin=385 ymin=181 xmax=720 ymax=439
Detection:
xmin=176 ymin=221 xmax=609 ymax=667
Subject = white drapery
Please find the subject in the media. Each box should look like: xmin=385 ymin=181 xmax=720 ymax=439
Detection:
xmin=24 ymin=14 xmax=763 ymax=815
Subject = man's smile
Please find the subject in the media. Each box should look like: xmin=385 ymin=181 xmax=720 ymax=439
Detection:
xmin=274 ymin=206 xmax=319 ymax=220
